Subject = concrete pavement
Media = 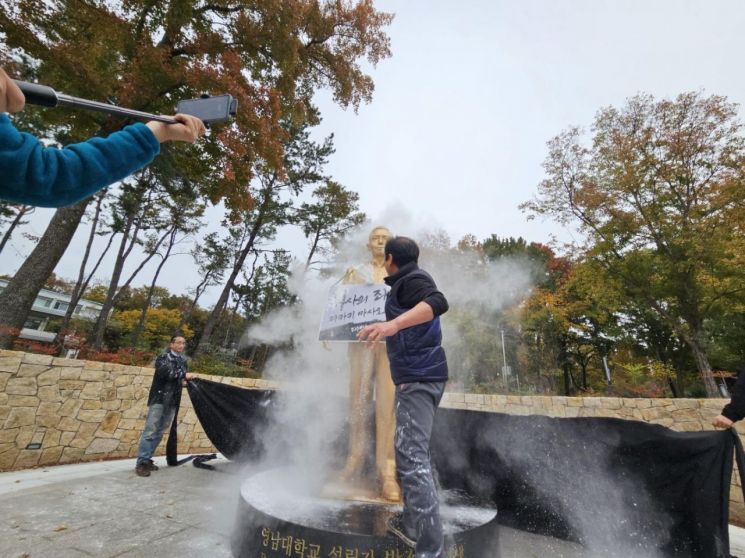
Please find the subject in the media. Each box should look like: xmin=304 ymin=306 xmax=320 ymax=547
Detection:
xmin=0 ymin=458 xmax=743 ymax=558
xmin=0 ymin=456 xmax=237 ymax=558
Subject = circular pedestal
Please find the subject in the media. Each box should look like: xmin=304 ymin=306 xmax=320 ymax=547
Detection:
xmin=231 ymin=468 xmax=499 ymax=557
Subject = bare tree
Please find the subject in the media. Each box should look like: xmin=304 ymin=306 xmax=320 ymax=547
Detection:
xmin=0 ymin=203 xmax=34 ymax=255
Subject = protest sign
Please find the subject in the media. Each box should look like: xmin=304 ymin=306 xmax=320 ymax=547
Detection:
xmin=319 ymin=283 xmax=390 ymax=341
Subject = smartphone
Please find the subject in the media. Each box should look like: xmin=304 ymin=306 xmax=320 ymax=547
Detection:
xmin=176 ymin=94 xmax=238 ymax=125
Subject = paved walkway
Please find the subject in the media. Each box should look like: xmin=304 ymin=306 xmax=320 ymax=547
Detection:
xmin=0 ymin=456 xmax=236 ymax=558
xmin=0 ymin=458 xmax=743 ymax=558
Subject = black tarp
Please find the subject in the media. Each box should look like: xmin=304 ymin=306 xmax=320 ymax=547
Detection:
xmin=186 ymin=378 xmax=744 ymax=557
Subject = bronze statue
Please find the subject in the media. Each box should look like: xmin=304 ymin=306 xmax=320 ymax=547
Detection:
xmin=330 ymin=225 xmax=400 ymax=502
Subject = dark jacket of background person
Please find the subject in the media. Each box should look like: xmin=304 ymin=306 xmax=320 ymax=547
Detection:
xmin=384 ymin=261 xmax=449 ymax=385
xmin=0 ymin=113 xmax=160 ymax=208
xmin=721 ymin=367 xmax=745 ymax=422
xmin=147 ymin=351 xmax=188 ymax=407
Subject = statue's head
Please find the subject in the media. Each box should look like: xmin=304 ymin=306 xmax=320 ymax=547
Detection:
xmin=367 ymin=226 xmax=392 ymax=258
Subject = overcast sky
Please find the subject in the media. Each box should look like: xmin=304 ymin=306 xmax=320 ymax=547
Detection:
xmin=2 ymin=0 xmax=745 ymax=307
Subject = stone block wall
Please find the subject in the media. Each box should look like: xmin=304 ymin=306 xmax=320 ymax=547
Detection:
xmin=0 ymin=350 xmax=274 ymax=471
xmin=0 ymin=350 xmax=742 ymax=522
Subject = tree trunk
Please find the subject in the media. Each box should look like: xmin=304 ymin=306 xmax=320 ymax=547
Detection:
xmin=673 ymin=359 xmax=686 ymax=398
xmin=581 ymin=362 xmax=588 ymax=390
xmin=110 ymin=227 xmax=170 ymax=308
xmin=0 ymin=201 xmax=89 ymax=348
xmin=222 ymin=293 xmax=243 ymax=348
xmin=175 ymin=273 xmax=211 ymax=333
xmin=130 ymin=227 xmax=177 ymax=347
xmin=673 ymin=312 xmax=718 ymax=397
xmin=649 ymin=294 xmax=717 ymax=397
xmin=657 ymin=351 xmax=683 ymax=398
xmin=563 ymin=361 xmax=573 ymax=396
xmin=195 ymin=186 xmax=275 ymax=354
xmin=93 ymin=223 xmax=171 ymax=350
xmin=59 ymin=195 xmax=107 ymax=340
xmin=91 ymin=215 xmax=136 ymax=350
xmin=61 ymin=233 xmax=114 ymax=336
xmin=558 ymin=339 xmax=573 ymax=396
xmin=688 ymin=332 xmax=718 ymax=397
xmin=667 ymin=377 xmax=679 ymax=398
xmin=0 ymin=206 xmax=32 ymax=255
xmin=304 ymin=228 xmax=321 ymax=271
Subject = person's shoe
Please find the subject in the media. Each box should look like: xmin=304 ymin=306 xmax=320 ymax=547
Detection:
xmin=135 ymin=463 xmax=151 ymax=477
xmin=386 ymin=513 xmax=416 ymax=548
xmin=146 ymin=459 xmax=159 ymax=471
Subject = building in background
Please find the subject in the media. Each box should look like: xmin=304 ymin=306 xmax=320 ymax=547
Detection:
xmin=0 ymin=278 xmax=103 ymax=343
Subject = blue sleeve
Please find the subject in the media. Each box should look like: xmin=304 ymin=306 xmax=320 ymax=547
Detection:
xmin=0 ymin=113 xmax=160 ymax=208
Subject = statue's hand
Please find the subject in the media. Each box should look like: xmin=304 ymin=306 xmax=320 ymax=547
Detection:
xmin=343 ymin=267 xmax=364 ymax=284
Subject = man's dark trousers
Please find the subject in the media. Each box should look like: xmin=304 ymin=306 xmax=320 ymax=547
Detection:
xmin=395 ymin=380 xmax=446 ymax=558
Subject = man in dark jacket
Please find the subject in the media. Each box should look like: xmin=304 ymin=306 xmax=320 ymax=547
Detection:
xmin=135 ymin=335 xmax=193 ymax=477
xmin=358 ymin=236 xmax=448 ymax=558
xmin=713 ymin=366 xmax=745 ymax=428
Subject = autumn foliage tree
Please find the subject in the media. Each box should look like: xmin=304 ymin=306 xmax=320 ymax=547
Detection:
xmin=0 ymin=0 xmax=392 ymax=348
xmin=523 ymin=92 xmax=745 ymax=397
xmin=111 ymin=307 xmax=194 ymax=352
xmin=195 ymin=117 xmax=337 ymax=353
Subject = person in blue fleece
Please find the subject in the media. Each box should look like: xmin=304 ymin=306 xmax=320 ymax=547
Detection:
xmin=0 ymin=67 xmax=206 ymax=208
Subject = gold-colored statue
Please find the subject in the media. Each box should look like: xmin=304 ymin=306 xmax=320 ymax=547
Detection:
xmin=330 ymin=226 xmax=400 ymax=502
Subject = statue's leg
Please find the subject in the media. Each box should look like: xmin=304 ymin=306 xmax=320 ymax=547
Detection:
xmin=374 ymin=345 xmax=401 ymax=502
xmin=339 ymin=343 xmax=374 ymax=482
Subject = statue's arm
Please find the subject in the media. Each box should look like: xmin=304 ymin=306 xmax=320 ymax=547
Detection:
xmin=343 ymin=266 xmax=365 ymax=284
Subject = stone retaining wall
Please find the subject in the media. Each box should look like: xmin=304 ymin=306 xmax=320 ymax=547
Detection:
xmin=0 ymin=350 xmax=742 ymax=522
xmin=0 ymin=350 xmax=274 ymax=471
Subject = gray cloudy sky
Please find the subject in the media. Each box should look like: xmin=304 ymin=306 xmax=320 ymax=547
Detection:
xmin=2 ymin=0 xmax=745 ymax=306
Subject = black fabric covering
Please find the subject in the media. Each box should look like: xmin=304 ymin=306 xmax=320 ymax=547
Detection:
xmin=186 ymin=378 xmax=743 ymax=557
xmin=164 ymin=384 xmax=212 ymax=467
xmin=186 ymin=378 xmax=278 ymax=461
xmin=165 ymin=385 xmax=183 ymax=466
xmin=164 ymin=383 xmax=200 ymax=467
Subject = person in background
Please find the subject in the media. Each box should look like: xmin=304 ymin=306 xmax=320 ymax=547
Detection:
xmin=0 ymin=66 xmax=205 ymax=208
xmin=712 ymin=366 xmax=745 ymax=428
xmin=135 ymin=335 xmax=193 ymax=477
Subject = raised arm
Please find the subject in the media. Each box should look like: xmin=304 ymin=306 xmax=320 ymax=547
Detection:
xmin=0 ymin=67 xmax=205 ymax=208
